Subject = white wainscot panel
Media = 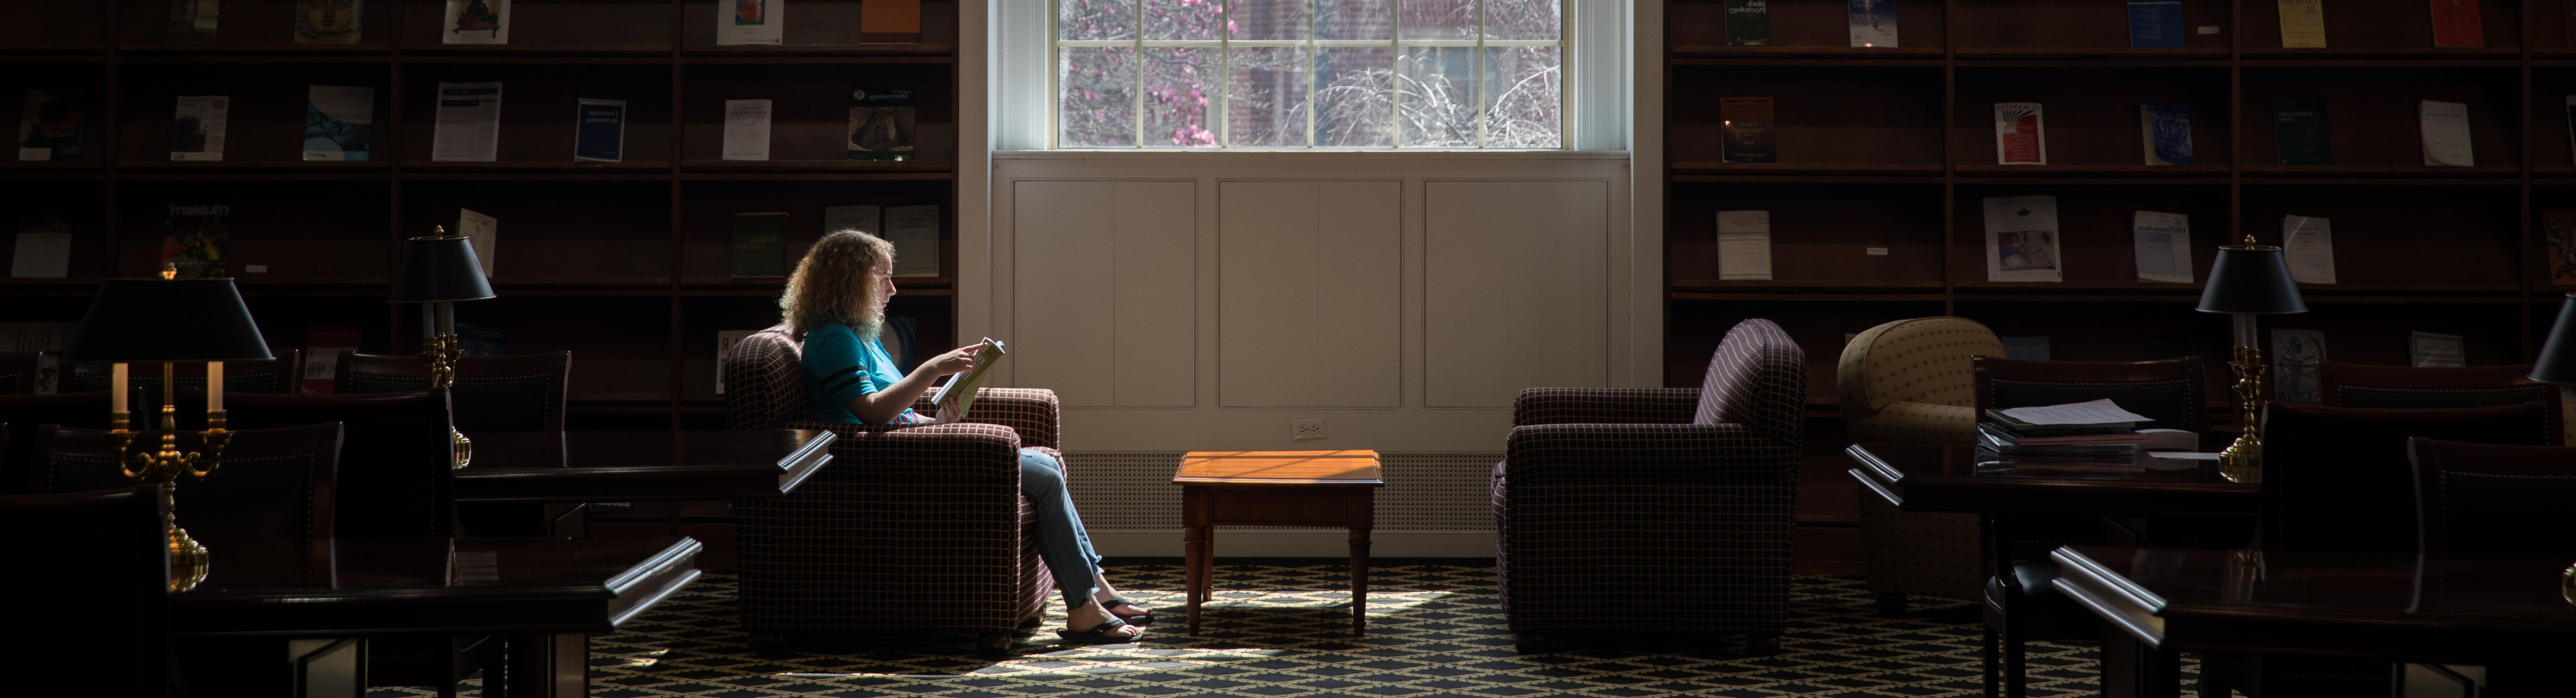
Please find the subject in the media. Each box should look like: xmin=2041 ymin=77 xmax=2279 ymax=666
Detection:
xmin=1423 ymin=180 xmax=1610 ymax=408
xmin=1011 ymin=180 xmax=1197 ymax=408
xmin=1218 ymin=180 xmax=1403 ymax=408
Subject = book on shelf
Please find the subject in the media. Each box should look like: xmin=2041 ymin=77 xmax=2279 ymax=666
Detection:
xmin=16 ymin=89 xmax=82 ymax=162
xmin=168 ymin=0 xmax=219 ymax=43
xmin=2270 ymin=328 xmax=2326 ymax=402
xmin=2128 ymin=0 xmax=2184 ymax=48
xmin=302 ymin=85 xmax=374 ymax=162
xmin=442 ymin=0 xmax=511 ymax=44
xmin=2273 ymin=98 xmax=2332 ymax=165
xmin=168 ymin=95 xmax=229 ymax=162
xmin=1726 ymin=0 xmax=1769 ymax=46
xmin=2282 ymin=214 xmax=2336 ymax=284
xmin=822 ymin=205 xmax=880 ymax=236
xmin=10 ymin=214 xmax=70 ymax=279
xmin=1715 ymin=210 xmax=1772 ymax=281
xmin=163 ymin=204 xmax=228 ymax=279
xmin=884 ymin=205 xmax=941 ymax=277
xmin=295 ymin=0 xmax=364 ymax=44
xmin=1983 ymin=195 xmax=2063 ymax=283
xmin=1719 ymin=97 xmax=1775 ymax=164
xmin=454 ymin=321 xmax=507 ymax=357
xmin=2132 ymin=210 xmax=2193 ymax=284
xmin=847 ymin=85 xmax=915 ymax=161
xmin=2430 ymin=0 xmax=2483 ymax=47
xmin=573 ymin=98 xmax=627 ymax=163
xmin=431 ymin=82 xmax=503 ymax=162
xmin=2544 ymin=209 xmax=2576 ymax=285
xmin=718 ymin=0 xmax=786 ymax=46
xmin=0 ymin=322 xmax=77 ymax=393
xmin=2140 ymin=102 xmax=2192 ymax=166
xmin=301 ymin=322 xmax=362 ymax=394
xmin=1847 ymin=0 xmax=1898 ymax=47
xmin=730 ymin=211 xmax=789 ymax=277
xmin=714 ymin=329 xmax=759 ymax=394
xmin=2411 ymin=331 xmax=2466 ymax=367
xmin=2000 ymin=336 xmax=2051 ymax=360
xmin=927 ymin=338 xmax=1005 ymax=421
xmin=457 ymin=208 xmax=497 ymax=277
xmin=721 ymin=99 xmax=773 ymax=161
xmin=2276 ymin=0 xmax=2326 ymax=47
xmin=860 ymin=0 xmax=922 ymax=44
xmin=2418 ymin=99 xmax=2473 ymax=167
xmin=1992 ymin=102 xmax=2046 ymax=165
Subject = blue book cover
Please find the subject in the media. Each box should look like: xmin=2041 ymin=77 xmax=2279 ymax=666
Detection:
xmin=455 ymin=321 xmax=508 ymax=357
xmin=2141 ymin=102 xmax=2193 ymax=165
xmin=572 ymin=98 xmax=625 ymax=163
xmin=2127 ymin=0 xmax=2184 ymax=47
xmin=300 ymin=85 xmax=372 ymax=161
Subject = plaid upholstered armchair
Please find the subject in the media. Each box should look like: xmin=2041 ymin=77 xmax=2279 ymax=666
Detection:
xmin=1494 ymin=318 xmax=1806 ymax=654
xmin=723 ymin=324 xmax=1063 ymax=654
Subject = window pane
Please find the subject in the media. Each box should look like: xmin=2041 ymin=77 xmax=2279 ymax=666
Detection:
xmin=1482 ymin=46 xmax=1560 ymax=148
xmin=1396 ymin=0 xmax=1474 ymax=40
xmin=1226 ymin=46 xmax=1313 ymax=146
xmin=1143 ymin=0 xmax=1224 ymax=41
xmin=1483 ymin=0 xmax=1560 ymax=40
xmin=1228 ymin=0 xmax=1311 ymax=40
xmin=1313 ymin=47 xmax=1394 ymax=146
xmin=1142 ymin=47 xmax=1219 ymax=147
xmin=1397 ymin=47 xmax=1475 ymax=147
xmin=1060 ymin=0 xmax=1137 ymax=41
xmin=1061 ymin=47 xmax=1139 ymax=147
xmin=1314 ymin=0 xmax=1391 ymax=40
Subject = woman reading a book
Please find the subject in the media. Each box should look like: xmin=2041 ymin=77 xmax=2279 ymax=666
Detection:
xmin=782 ymin=230 xmax=1150 ymax=644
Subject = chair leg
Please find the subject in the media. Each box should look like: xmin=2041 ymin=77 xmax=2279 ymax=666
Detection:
xmin=1746 ymin=633 xmax=1780 ymax=655
xmin=1514 ymin=632 xmax=1548 ymax=653
xmin=2197 ymin=664 xmax=2229 ymax=698
xmin=1877 ymin=592 xmax=1909 ymax=617
xmin=1983 ymin=626 xmax=2001 ymax=698
xmin=437 ymin=683 xmax=455 ymax=698
xmin=976 ymin=631 xmax=1012 ymax=658
xmin=2003 ymin=626 xmax=2028 ymax=698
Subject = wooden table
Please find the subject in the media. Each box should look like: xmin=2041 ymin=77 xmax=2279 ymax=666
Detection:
xmin=175 ymin=536 xmax=702 ymax=698
xmin=1174 ymin=450 xmax=1384 ymax=636
xmin=453 ymin=429 xmax=834 ymax=536
xmin=2051 ymin=545 xmax=2576 ymax=698
xmin=1846 ymin=443 xmax=2259 ymax=517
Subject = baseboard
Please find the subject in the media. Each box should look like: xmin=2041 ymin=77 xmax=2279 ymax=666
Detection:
xmin=1090 ymin=529 xmax=1495 ymax=558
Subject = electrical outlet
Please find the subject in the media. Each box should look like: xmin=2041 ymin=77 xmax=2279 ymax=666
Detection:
xmin=1291 ymin=418 xmax=1327 ymax=441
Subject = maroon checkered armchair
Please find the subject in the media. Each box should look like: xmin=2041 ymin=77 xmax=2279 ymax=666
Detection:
xmin=723 ymin=323 xmax=1064 ymax=654
xmin=1494 ymin=318 xmax=1807 ymax=654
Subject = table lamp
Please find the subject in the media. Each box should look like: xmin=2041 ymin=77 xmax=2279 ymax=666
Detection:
xmin=391 ymin=227 xmax=493 ymax=470
xmin=2195 ymin=236 xmax=2309 ymax=484
xmin=65 ymin=266 xmax=274 ymax=592
xmin=2524 ymin=294 xmax=2576 ymax=603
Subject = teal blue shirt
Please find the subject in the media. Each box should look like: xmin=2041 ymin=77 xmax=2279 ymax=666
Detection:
xmin=799 ymin=323 xmax=915 ymax=425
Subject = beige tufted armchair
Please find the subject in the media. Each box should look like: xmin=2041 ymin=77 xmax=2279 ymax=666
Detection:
xmin=1837 ymin=317 xmax=2002 ymax=613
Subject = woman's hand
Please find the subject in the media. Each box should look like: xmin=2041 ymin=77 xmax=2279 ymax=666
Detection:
xmin=924 ymin=342 xmax=989 ymax=376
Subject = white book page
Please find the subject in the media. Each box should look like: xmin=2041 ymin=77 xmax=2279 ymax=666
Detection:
xmin=430 ymin=82 xmax=503 ymax=162
xmin=2132 ymin=210 xmax=2193 ymax=283
xmin=442 ymin=0 xmax=512 ymax=44
xmin=1998 ymin=399 xmax=2154 ymax=426
xmin=2419 ymin=99 xmax=2474 ymax=167
xmin=1983 ymin=195 xmax=2064 ymax=282
xmin=170 ymin=95 xmax=228 ymax=161
xmin=715 ymin=0 xmax=785 ymax=45
xmin=2282 ymin=214 xmax=2336 ymax=284
xmin=721 ymin=99 xmax=773 ymax=161
xmin=1716 ymin=209 xmax=1773 ymax=281
xmin=458 ymin=208 xmax=498 ymax=277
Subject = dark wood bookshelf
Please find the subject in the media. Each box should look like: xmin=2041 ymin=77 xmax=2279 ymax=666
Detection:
xmin=0 ymin=0 xmax=962 ymax=429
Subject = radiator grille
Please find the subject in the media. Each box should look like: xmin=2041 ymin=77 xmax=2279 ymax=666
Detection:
xmin=1065 ymin=451 xmax=1502 ymax=532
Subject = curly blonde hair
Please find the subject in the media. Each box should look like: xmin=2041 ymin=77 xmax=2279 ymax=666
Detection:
xmin=780 ymin=230 xmax=896 ymax=341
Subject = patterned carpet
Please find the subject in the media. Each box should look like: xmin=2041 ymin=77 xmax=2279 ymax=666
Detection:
xmin=374 ymin=562 xmax=2190 ymax=697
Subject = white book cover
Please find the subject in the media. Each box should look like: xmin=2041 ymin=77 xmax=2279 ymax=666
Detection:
xmin=1847 ymin=0 xmax=1899 ymax=47
xmin=716 ymin=329 xmax=758 ymax=393
xmin=822 ymin=205 xmax=881 ymax=236
xmin=431 ymin=82 xmax=502 ymax=162
xmin=2419 ymin=99 xmax=2473 ymax=167
xmin=169 ymin=95 xmax=228 ymax=161
xmin=716 ymin=0 xmax=785 ymax=45
xmin=721 ymin=99 xmax=773 ymax=161
xmin=2132 ymin=210 xmax=2193 ymax=284
xmin=883 ymin=204 xmax=941 ymax=277
xmin=2282 ymin=214 xmax=2336 ymax=284
xmin=441 ymin=0 xmax=511 ymax=44
xmin=301 ymin=85 xmax=374 ymax=161
xmin=1715 ymin=210 xmax=1773 ymax=281
xmin=1983 ymin=195 xmax=2063 ymax=282
xmin=2410 ymin=331 xmax=2465 ymax=367
xmin=458 ymin=207 xmax=498 ymax=277
xmin=9 ymin=223 xmax=70 ymax=279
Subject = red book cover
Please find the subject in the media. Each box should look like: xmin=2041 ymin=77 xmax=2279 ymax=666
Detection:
xmin=2431 ymin=0 xmax=2484 ymax=47
xmin=301 ymin=323 xmax=362 ymax=394
xmin=1993 ymin=102 xmax=2046 ymax=165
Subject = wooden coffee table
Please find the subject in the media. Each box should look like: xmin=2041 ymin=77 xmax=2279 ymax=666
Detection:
xmin=1174 ymin=450 xmax=1384 ymax=636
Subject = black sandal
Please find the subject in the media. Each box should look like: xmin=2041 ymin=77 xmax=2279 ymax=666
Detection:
xmin=1100 ymin=597 xmax=1156 ymax=626
xmin=1056 ymin=616 xmax=1140 ymax=645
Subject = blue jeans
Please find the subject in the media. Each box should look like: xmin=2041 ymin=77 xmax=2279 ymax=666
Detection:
xmin=1020 ymin=448 xmax=1103 ymax=608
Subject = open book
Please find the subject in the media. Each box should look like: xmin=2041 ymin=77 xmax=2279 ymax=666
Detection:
xmin=927 ymin=338 xmax=1005 ymax=423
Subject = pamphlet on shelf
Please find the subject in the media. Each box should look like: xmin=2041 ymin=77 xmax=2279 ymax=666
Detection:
xmin=0 ymin=322 xmax=74 ymax=392
xmin=1847 ymin=0 xmax=1898 ymax=47
xmin=2273 ymin=98 xmax=2332 ymax=165
xmin=2419 ymin=99 xmax=2474 ymax=167
xmin=454 ymin=322 xmax=507 ymax=357
xmin=302 ymin=323 xmax=362 ymax=394
xmin=2281 ymin=214 xmax=2336 ymax=284
xmin=16 ymin=89 xmax=81 ymax=162
xmin=848 ymin=85 xmax=915 ymax=160
xmin=2544 ymin=209 xmax=2576 ymax=285
xmin=169 ymin=95 xmax=228 ymax=162
xmin=10 ymin=217 xmax=69 ymax=279
xmin=822 ymin=205 xmax=880 ymax=236
xmin=1716 ymin=210 xmax=1773 ymax=281
xmin=302 ymin=85 xmax=374 ymax=162
xmin=1727 ymin=0 xmax=1770 ymax=46
xmin=573 ymin=98 xmax=627 ymax=163
xmin=162 ymin=204 xmax=228 ymax=279
xmin=294 ymin=0 xmax=364 ymax=44
xmin=2001 ymin=336 xmax=2051 ymax=360
xmin=1983 ymin=195 xmax=2062 ymax=283
xmin=169 ymin=0 xmax=220 ymax=43
xmin=457 ymin=208 xmax=497 ymax=277
xmin=2411 ymin=331 xmax=2466 ymax=367
xmin=2140 ymin=102 xmax=2192 ymax=165
xmin=860 ymin=0 xmax=922 ymax=43
xmin=2271 ymin=328 xmax=2326 ymax=402
xmin=730 ymin=212 xmax=789 ymax=277
xmin=2276 ymin=0 xmax=2327 ymax=47
xmin=2128 ymin=0 xmax=2184 ymax=47
xmin=2430 ymin=0 xmax=2484 ymax=47
xmin=1993 ymin=102 xmax=2046 ymax=165
xmin=2132 ymin=210 xmax=2193 ymax=284
xmin=442 ymin=0 xmax=510 ymax=44
xmin=1720 ymin=97 xmax=1775 ymax=163
xmin=722 ymin=99 xmax=772 ymax=161
xmin=927 ymin=338 xmax=1005 ymax=422
xmin=715 ymin=329 xmax=758 ymax=393
xmin=430 ymin=82 xmax=502 ymax=162
xmin=717 ymin=0 xmax=785 ymax=45
xmin=884 ymin=205 xmax=941 ymax=277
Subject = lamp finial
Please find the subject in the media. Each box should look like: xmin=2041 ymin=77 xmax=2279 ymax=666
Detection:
xmin=2243 ymin=234 xmax=2258 ymax=245
xmin=158 ymin=263 xmax=176 ymax=280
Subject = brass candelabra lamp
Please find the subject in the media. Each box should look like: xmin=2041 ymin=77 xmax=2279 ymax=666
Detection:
xmin=2194 ymin=236 xmax=2309 ymax=484
xmin=392 ymin=227 xmax=494 ymax=470
xmin=66 ymin=266 xmax=274 ymax=592
xmin=2524 ymin=292 xmax=2576 ymax=604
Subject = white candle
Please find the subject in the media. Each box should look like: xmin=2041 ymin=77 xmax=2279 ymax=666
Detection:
xmin=110 ymin=363 xmax=127 ymax=414
xmin=207 ymin=362 xmax=223 ymax=412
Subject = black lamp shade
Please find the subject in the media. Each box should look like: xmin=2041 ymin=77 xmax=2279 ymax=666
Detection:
xmin=390 ymin=236 xmax=494 ymax=304
xmin=65 ymin=278 xmax=273 ymax=363
xmin=2533 ymin=294 xmax=2576 ymax=384
xmin=2196 ymin=245 xmax=2309 ymax=315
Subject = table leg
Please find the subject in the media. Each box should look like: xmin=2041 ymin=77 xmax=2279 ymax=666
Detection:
xmin=1184 ymin=526 xmax=1207 ymax=635
xmin=2096 ymin=624 xmax=2180 ymax=698
xmin=1349 ymin=527 xmax=1371 ymax=637
xmin=506 ymin=633 xmax=588 ymax=698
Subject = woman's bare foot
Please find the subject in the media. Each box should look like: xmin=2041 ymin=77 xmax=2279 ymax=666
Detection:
xmin=1067 ymin=600 xmax=1144 ymax=639
xmin=1092 ymin=574 xmax=1152 ymax=619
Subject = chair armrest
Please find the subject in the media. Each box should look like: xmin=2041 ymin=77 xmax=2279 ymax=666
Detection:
xmin=908 ymin=387 xmax=1062 ymax=449
xmin=782 ymin=420 xmax=1026 ymax=482
xmin=1505 ymin=422 xmax=1800 ymax=479
xmin=1512 ymin=387 xmax=1700 ymax=426
xmin=1845 ymin=401 xmax=1977 ymax=445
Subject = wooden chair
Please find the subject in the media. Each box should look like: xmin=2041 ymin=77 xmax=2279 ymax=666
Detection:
xmin=0 ymin=392 xmax=114 ymax=494
xmin=1839 ymin=317 xmax=2004 ymax=615
xmin=0 ymin=351 xmax=41 ymax=394
xmin=66 ymin=350 xmax=305 ymax=398
xmin=33 ymin=423 xmax=343 ymax=550
xmin=338 ymin=351 xmax=570 ymax=431
xmin=0 ymin=485 xmax=172 ymax=697
xmin=2408 ymin=437 xmax=2576 ymax=558
xmin=2318 ymin=361 xmax=2565 ymax=445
